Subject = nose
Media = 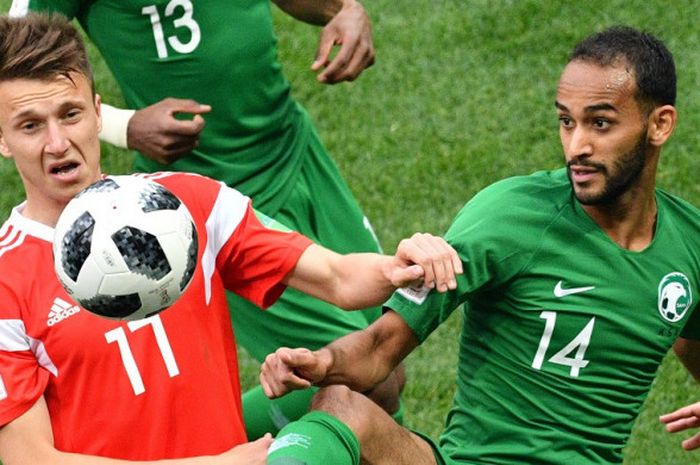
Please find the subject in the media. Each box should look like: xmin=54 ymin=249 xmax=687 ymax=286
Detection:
xmin=564 ymin=127 xmax=592 ymax=161
xmin=44 ymin=121 xmax=70 ymax=156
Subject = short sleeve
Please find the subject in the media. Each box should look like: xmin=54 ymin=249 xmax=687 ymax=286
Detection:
xmin=216 ymin=203 xmax=312 ymax=309
xmin=386 ymin=177 xmax=538 ymax=343
xmin=0 ymin=318 xmax=49 ymax=427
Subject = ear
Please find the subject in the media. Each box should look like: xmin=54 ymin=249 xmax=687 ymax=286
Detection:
xmin=94 ymin=93 xmax=102 ymax=134
xmin=647 ymin=104 xmax=677 ymax=147
xmin=0 ymin=130 xmax=12 ymax=160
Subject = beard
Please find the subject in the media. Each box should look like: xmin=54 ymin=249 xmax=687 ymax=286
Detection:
xmin=567 ymin=130 xmax=649 ymax=206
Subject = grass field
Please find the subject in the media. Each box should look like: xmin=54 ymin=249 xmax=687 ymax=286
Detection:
xmin=3 ymin=1 xmax=700 ymax=463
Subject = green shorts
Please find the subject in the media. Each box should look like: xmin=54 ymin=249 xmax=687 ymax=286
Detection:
xmin=228 ymin=124 xmax=383 ymax=361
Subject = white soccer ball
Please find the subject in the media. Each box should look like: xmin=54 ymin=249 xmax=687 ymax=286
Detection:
xmin=53 ymin=175 xmax=198 ymax=320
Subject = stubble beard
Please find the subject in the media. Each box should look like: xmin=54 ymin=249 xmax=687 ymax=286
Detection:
xmin=568 ymin=131 xmax=649 ymax=206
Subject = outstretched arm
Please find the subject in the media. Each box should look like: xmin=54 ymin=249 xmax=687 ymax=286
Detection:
xmin=283 ymin=233 xmax=462 ymax=310
xmin=0 ymin=397 xmax=271 ymax=465
xmin=261 ymin=310 xmax=418 ymax=398
xmin=272 ymin=0 xmax=374 ymax=83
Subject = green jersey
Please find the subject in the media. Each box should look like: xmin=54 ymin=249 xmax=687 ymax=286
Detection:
xmin=21 ymin=0 xmax=307 ymax=214
xmin=388 ymin=169 xmax=700 ymax=465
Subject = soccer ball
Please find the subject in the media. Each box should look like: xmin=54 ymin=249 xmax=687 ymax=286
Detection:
xmin=53 ymin=176 xmax=198 ymax=320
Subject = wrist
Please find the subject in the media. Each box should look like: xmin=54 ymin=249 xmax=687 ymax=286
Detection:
xmin=312 ymin=348 xmax=334 ymax=385
xmin=99 ymin=105 xmax=135 ymax=149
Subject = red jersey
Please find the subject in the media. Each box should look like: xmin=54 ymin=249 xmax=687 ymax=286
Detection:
xmin=0 ymin=172 xmax=312 ymax=459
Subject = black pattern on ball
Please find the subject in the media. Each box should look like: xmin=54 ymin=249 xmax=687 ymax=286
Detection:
xmin=112 ymin=226 xmax=171 ymax=279
xmin=76 ymin=178 xmax=119 ymax=198
xmin=80 ymin=293 xmax=142 ymax=318
xmin=180 ymin=221 xmax=198 ymax=291
xmin=61 ymin=211 xmax=95 ymax=281
xmin=139 ymin=183 xmax=181 ymax=212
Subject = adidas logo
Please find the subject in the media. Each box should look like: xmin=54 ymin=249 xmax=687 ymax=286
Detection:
xmin=47 ymin=297 xmax=81 ymax=326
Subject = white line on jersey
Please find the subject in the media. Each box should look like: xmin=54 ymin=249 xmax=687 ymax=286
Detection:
xmin=0 ymin=373 xmax=7 ymax=400
xmin=0 ymin=225 xmax=25 ymax=260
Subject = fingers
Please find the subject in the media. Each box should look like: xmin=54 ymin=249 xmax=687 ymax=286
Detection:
xmin=660 ymin=403 xmax=700 ymax=432
xmin=659 ymin=403 xmax=700 ymax=450
xmin=396 ymin=233 xmax=462 ymax=292
xmin=313 ymin=3 xmax=375 ymax=84
xmin=162 ymin=98 xmax=212 ymax=116
xmin=316 ymin=32 xmax=374 ymax=83
xmin=127 ymin=100 xmax=210 ymax=163
xmin=164 ymin=113 xmax=207 ymax=137
xmin=682 ymin=433 xmax=700 ymax=451
xmin=259 ymin=348 xmax=315 ymax=399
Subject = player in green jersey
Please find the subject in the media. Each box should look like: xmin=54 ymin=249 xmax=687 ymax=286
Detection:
xmin=8 ymin=0 xmax=404 ymax=437
xmin=257 ymin=26 xmax=700 ymax=465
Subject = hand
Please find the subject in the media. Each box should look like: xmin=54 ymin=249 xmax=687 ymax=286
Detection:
xmin=660 ymin=401 xmax=700 ymax=450
xmin=260 ymin=347 xmax=330 ymax=398
xmin=389 ymin=233 xmax=463 ymax=292
xmin=217 ymin=434 xmax=273 ymax=465
xmin=126 ymin=98 xmax=212 ymax=164
xmin=313 ymin=0 xmax=374 ymax=83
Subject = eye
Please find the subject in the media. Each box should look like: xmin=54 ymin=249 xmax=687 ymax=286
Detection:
xmin=558 ymin=116 xmax=573 ymax=128
xmin=20 ymin=120 xmax=40 ymax=134
xmin=64 ymin=108 xmax=82 ymax=122
xmin=592 ymin=118 xmax=611 ymax=129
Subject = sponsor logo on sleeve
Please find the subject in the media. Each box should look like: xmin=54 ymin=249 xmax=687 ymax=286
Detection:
xmin=397 ymin=285 xmax=431 ymax=305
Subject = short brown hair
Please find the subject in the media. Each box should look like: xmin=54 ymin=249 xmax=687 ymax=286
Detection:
xmin=0 ymin=13 xmax=94 ymax=92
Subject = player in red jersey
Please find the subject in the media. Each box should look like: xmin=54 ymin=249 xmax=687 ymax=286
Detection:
xmin=0 ymin=13 xmax=461 ymax=465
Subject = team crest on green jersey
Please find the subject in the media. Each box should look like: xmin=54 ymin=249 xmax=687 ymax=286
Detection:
xmin=658 ymin=272 xmax=693 ymax=323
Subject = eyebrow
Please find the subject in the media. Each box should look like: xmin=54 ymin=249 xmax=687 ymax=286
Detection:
xmin=555 ymin=101 xmax=618 ymax=113
xmin=10 ymin=99 xmax=85 ymax=124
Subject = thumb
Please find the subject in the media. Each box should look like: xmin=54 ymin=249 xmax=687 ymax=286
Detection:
xmin=390 ymin=264 xmax=425 ymax=287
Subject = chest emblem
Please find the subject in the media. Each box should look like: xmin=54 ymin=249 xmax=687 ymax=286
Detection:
xmin=658 ymin=272 xmax=692 ymax=323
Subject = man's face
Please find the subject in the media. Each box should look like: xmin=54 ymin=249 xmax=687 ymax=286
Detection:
xmin=556 ymin=60 xmax=651 ymax=206
xmin=0 ymin=73 xmax=102 ymax=223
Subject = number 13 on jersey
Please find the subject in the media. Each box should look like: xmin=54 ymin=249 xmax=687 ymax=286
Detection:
xmin=142 ymin=0 xmax=201 ymax=59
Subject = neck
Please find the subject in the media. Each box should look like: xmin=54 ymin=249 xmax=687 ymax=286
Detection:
xmin=23 ymin=198 xmax=64 ymax=227
xmin=581 ymin=169 xmax=658 ymax=251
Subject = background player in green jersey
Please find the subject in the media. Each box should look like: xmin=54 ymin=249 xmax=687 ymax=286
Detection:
xmin=257 ymin=26 xmax=700 ymax=465
xmin=8 ymin=0 xmax=404 ymax=437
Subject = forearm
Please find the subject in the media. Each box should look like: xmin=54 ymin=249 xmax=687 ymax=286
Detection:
xmin=328 ymin=253 xmax=397 ymax=309
xmin=674 ymin=337 xmax=700 ymax=383
xmin=272 ymin=0 xmax=357 ymax=25
xmin=0 ymin=398 xmax=226 ymax=465
xmin=286 ymin=246 xmax=402 ymax=310
xmin=315 ymin=312 xmax=418 ymax=391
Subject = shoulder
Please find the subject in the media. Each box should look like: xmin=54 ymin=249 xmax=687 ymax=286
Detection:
xmin=134 ymin=171 xmax=251 ymax=216
xmin=656 ymin=189 xmax=700 ymax=237
xmin=0 ymin=218 xmax=51 ymax=317
xmin=448 ymin=169 xmax=571 ymax=240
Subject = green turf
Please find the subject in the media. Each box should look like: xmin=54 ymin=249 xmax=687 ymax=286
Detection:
xmin=3 ymin=1 xmax=700 ymax=463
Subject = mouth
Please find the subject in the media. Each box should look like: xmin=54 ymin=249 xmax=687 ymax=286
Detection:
xmin=567 ymin=162 xmax=603 ymax=185
xmin=50 ymin=162 xmax=79 ymax=175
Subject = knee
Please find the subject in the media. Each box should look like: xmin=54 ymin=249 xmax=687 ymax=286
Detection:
xmin=364 ymin=364 xmax=406 ymax=415
xmin=310 ymin=385 xmax=372 ymax=428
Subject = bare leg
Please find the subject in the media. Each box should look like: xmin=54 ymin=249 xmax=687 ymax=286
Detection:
xmin=311 ymin=385 xmax=437 ymax=465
